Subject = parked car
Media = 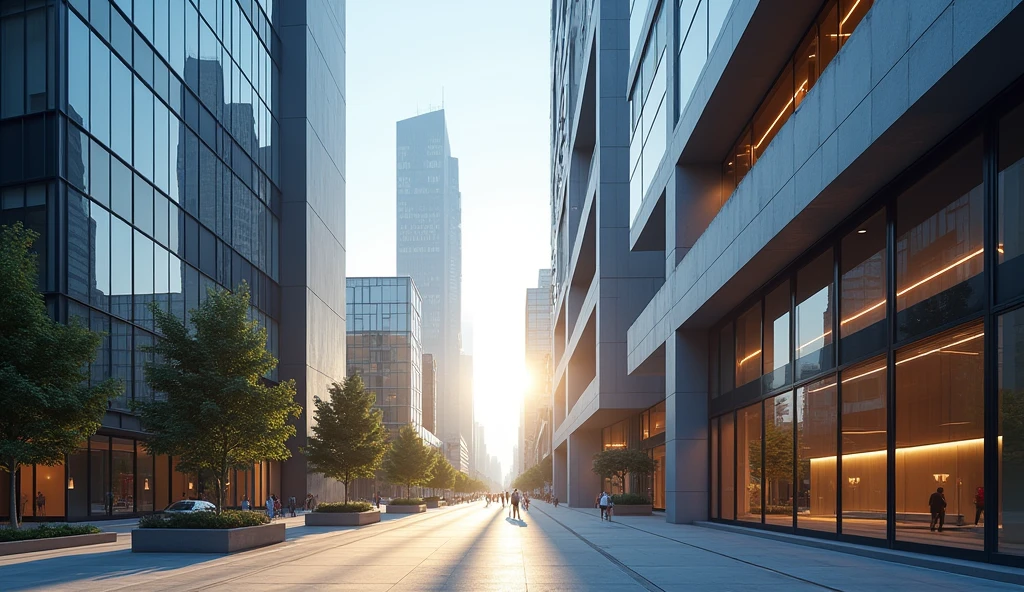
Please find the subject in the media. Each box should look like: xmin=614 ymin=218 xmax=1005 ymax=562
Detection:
xmin=163 ymin=500 xmax=216 ymax=513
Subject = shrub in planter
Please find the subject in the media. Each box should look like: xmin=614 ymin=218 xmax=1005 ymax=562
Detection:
xmin=315 ymin=502 xmax=373 ymax=513
xmin=139 ymin=509 xmax=269 ymax=529
xmin=611 ymin=493 xmax=650 ymax=505
xmin=422 ymin=496 xmax=441 ymax=502
xmin=0 ymin=524 xmax=100 ymax=542
xmin=388 ymin=498 xmax=423 ymax=506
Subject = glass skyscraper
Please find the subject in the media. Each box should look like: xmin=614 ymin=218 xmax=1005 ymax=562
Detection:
xmin=0 ymin=0 xmax=346 ymax=521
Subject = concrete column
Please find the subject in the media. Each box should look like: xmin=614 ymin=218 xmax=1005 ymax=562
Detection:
xmin=567 ymin=429 xmax=602 ymax=508
xmin=553 ymin=443 xmax=568 ymax=502
xmin=665 ymin=328 xmax=709 ymax=524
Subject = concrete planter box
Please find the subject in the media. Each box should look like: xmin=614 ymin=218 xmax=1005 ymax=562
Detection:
xmin=386 ymin=504 xmax=426 ymax=514
xmin=425 ymin=500 xmax=447 ymax=509
xmin=611 ymin=504 xmax=653 ymax=516
xmin=131 ymin=522 xmax=285 ymax=553
xmin=305 ymin=510 xmax=380 ymax=527
xmin=0 ymin=532 xmax=117 ymax=556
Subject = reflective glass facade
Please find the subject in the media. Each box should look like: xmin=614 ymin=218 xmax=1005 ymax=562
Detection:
xmin=708 ymin=87 xmax=1024 ymax=561
xmin=0 ymin=0 xmax=341 ymax=520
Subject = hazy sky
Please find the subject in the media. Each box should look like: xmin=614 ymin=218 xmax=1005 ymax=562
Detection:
xmin=346 ymin=1 xmax=551 ymax=477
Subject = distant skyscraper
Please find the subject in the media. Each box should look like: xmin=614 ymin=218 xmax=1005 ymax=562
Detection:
xmin=521 ymin=270 xmax=552 ymax=473
xmin=396 ymin=109 xmax=465 ymax=454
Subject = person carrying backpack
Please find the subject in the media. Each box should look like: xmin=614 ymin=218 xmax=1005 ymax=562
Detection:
xmin=599 ymin=491 xmax=611 ymax=521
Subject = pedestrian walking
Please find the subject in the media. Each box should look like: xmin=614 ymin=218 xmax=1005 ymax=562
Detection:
xmin=599 ymin=491 xmax=610 ymax=521
xmin=35 ymin=491 xmax=45 ymax=516
xmin=240 ymin=495 xmax=251 ymax=511
xmin=288 ymin=496 xmax=297 ymax=517
xmin=273 ymin=495 xmax=282 ymax=519
xmin=265 ymin=494 xmax=274 ymax=519
xmin=975 ymin=486 xmax=985 ymax=526
xmin=929 ymin=487 xmax=947 ymax=532
xmin=511 ymin=489 xmax=522 ymax=520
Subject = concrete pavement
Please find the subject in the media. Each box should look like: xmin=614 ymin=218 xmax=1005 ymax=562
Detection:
xmin=1 ymin=500 xmax=1021 ymax=590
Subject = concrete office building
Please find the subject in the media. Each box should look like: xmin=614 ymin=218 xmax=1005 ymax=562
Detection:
xmin=346 ymin=277 xmax=440 ymax=500
xmin=396 ymin=109 xmax=468 ymax=461
xmin=622 ymin=0 xmax=1024 ymax=566
xmin=0 ymin=0 xmax=346 ymax=521
xmin=522 ymin=269 xmax=553 ymax=471
xmin=549 ymin=0 xmax=666 ymax=509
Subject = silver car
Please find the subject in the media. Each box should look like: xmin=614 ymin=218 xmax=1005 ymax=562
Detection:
xmin=163 ymin=500 xmax=216 ymax=513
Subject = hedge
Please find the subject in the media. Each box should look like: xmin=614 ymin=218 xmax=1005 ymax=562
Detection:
xmin=611 ymin=493 xmax=650 ymax=505
xmin=388 ymin=498 xmax=424 ymax=506
xmin=0 ymin=524 xmax=101 ymax=542
xmin=138 ymin=509 xmax=269 ymax=529
xmin=314 ymin=502 xmax=373 ymax=513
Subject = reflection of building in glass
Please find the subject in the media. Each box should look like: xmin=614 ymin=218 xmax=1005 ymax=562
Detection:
xmin=0 ymin=1 xmax=345 ymax=521
xmin=396 ymin=109 xmax=467 ymax=460
xmin=422 ymin=354 xmax=437 ymax=435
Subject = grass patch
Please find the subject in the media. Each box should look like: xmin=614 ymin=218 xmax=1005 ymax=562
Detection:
xmin=388 ymin=498 xmax=423 ymax=506
xmin=138 ymin=509 xmax=269 ymax=529
xmin=0 ymin=524 xmax=101 ymax=542
xmin=314 ymin=502 xmax=373 ymax=513
xmin=611 ymin=493 xmax=650 ymax=505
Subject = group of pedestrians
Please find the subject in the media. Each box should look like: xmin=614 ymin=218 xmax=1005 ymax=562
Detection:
xmin=597 ymin=491 xmax=614 ymax=521
xmin=928 ymin=485 xmax=986 ymax=532
xmin=486 ymin=489 xmax=529 ymax=521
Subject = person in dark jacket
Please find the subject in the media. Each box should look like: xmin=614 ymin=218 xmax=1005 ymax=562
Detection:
xmin=974 ymin=487 xmax=985 ymax=526
xmin=929 ymin=487 xmax=947 ymax=532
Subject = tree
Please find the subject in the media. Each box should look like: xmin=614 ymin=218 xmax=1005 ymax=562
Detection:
xmin=425 ymin=447 xmax=456 ymax=495
xmin=382 ymin=424 xmax=435 ymax=497
xmin=136 ymin=282 xmax=300 ymax=514
xmin=592 ymin=448 xmax=656 ymax=495
xmin=0 ymin=223 xmax=120 ymax=528
xmin=302 ymin=374 xmax=389 ymax=503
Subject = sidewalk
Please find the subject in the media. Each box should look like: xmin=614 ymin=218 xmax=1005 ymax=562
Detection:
xmin=535 ymin=503 xmax=1024 ymax=591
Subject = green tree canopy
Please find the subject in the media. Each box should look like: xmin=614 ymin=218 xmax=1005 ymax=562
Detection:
xmin=0 ymin=223 xmax=120 ymax=527
xmin=136 ymin=282 xmax=300 ymax=514
xmin=592 ymin=448 xmax=656 ymax=493
xmin=382 ymin=424 xmax=436 ymax=497
xmin=425 ymin=447 xmax=456 ymax=493
xmin=513 ymin=454 xmax=554 ymax=492
xmin=302 ymin=374 xmax=389 ymax=503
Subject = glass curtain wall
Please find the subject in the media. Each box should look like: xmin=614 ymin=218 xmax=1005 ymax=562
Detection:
xmin=708 ymin=86 xmax=1024 ymax=562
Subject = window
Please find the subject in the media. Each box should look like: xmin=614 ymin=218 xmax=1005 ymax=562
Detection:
xmin=68 ymin=13 xmax=91 ymax=129
xmin=840 ymin=356 xmax=887 ymax=539
xmin=110 ymin=56 xmax=133 ymax=163
xmin=795 ymin=250 xmax=834 ymax=381
xmin=895 ymin=138 xmax=983 ymax=342
xmin=737 ymin=402 xmax=763 ymax=523
xmin=1000 ymin=308 xmax=1024 ymax=555
xmin=110 ymin=216 xmax=132 ymax=320
xmin=841 ymin=209 xmax=886 ymax=362
xmin=91 ymin=34 xmax=111 ymax=146
xmin=111 ymin=438 xmax=135 ymax=514
xmin=91 ymin=203 xmax=111 ymax=310
xmin=998 ymin=102 xmax=1024 ymax=302
xmin=764 ymin=392 xmax=794 ymax=526
xmin=735 ymin=302 xmax=761 ymax=387
xmin=721 ymin=412 xmax=735 ymax=520
xmin=719 ymin=321 xmax=735 ymax=393
xmin=797 ymin=376 xmax=837 ymax=532
xmin=2 ymin=14 xmax=26 ymax=117
xmin=763 ymin=281 xmax=791 ymax=391
xmin=134 ymin=77 xmax=154 ymax=181
xmin=89 ymin=436 xmax=111 ymax=516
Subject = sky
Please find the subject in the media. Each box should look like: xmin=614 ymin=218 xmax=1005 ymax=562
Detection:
xmin=346 ymin=1 xmax=551 ymax=477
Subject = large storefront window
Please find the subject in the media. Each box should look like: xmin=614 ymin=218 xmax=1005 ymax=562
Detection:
xmin=796 ymin=250 xmax=834 ymax=381
xmin=763 ymin=282 xmax=791 ymax=391
xmin=651 ymin=445 xmax=665 ymax=510
xmin=721 ymin=412 xmax=735 ymax=520
xmin=736 ymin=302 xmax=761 ymax=387
xmin=711 ymin=417 xmax=720 ymax=518
xmin=895 ymin=322 xmax=984 ymax=550
xmin=35 ymin=463 xmax=65 ymax=518
xmin=798 ymin=376 xmax=837 ymax=533
xmin=1000 ymin=308 xmax=1024 ymax=556
xmin=999 ymin=102 xmax=1024 ymax=302
xmin=765 ymin=392 xmax=794 ymax=526
xmin=895 ymin=138 xmax=984 ymax=342
xmin=89 ymin=435 xmax=110 ymax=516
xmin=841 ymin=210 xmax=886 ymax=362
xmin=737 ymin=402 xmax=763 ymax=523
xmin=111 ymin=438 xmax=135 ymax=514
xmin=840 ymin=357 xmax=887 ymax=539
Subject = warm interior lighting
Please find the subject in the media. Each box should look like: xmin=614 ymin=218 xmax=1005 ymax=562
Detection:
xmin=810 ymin=436 xmax=998 ymax=464
xmin=897 ymin=332 xmax=983 ymax=365
xmin=188 ymin=481 xmax=194 ymax=490
xmin=998 ymin=243 xmax=1005 ymax=254
xmin=940 ymin=350 xmax=979 ymax=356
xmin=838 ymin=247 xmax=983 ymax=331
xmin=933 ymin=473 xmax=950 ymax=483
xmin=796 ymin=330 xmax=831 ymax=354
xmin=938 ymin=421 xmax=972 ymax=427
xmin=847 ymin=477 xmax=861 ymax=485
xmin=842 ymin=430 xmax=885 ymax=435
xmin=754 ymin=80 xmax=809 ymax=150
xmin=144 ymin=478 xmax=150 ymax=491
xmin=738 ymin=349 xmax=762 ymax=365
xmin=68 ymin=477 xmax=75 ymax=490
xmin=840 ymin=0 xmax=862 ymax=28
xmin=857 ymin=229 xmax=867 ymax=234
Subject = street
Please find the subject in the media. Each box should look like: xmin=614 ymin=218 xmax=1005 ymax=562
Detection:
xmin=0 ymin=501 xmax=1021 ymax=591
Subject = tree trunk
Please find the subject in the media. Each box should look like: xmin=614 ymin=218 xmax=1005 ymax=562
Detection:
xmin=8 ymin=460 xmax=19 ymax=529
xmin=342 ymin=478 xmax=349 ymax=504
xmin=218 ymin=453 xmax=229 ymax=515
